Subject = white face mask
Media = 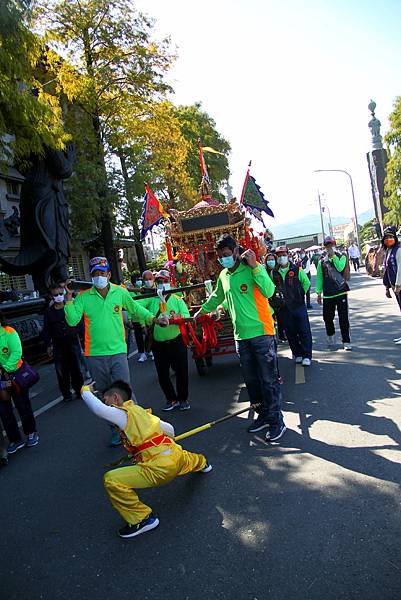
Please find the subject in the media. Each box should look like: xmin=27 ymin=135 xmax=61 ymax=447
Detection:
xmin=53 ymin=294 xmax=65 ymax=303
xmin=144 ymin=280 xmax=154 ymax=288
xmin=157 ymin=282 xmax=171 ymax=291
xmin=92 ymin=275 xmax=109 ymax=289
xmin=277 ymin=256 xmax=289 ymax=267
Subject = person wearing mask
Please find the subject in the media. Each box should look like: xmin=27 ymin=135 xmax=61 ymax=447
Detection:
xmin=316 ymin=236 xmax=351 ymax=350
xmin=298 ymin=249 xmax=313 ymax=308
xmin=196 ymin=234 xmax=286 ymax=441
xmin=381 ymin=227 xmax=401 ymax=343
xmin=140 ymin=269 xmax=191 ymax=411
xmin=265 ymin=252 xmax=286 ymax=342
xmin=142 ymin=270 xmax=156 ymax=290
xmin=43 ymin=283 xmax=84 ymax=402
xmin=0 ymin=312 xmax=39 ymax=454
xmin=65 ymin=257 xmax=167 ymax=445
xmin=128 ymin=272 xmax=150 ymax=363
xmin=348 ymin=242 xmax=361 ymax=272
xmin=272 ymin=246 xmax=313 ymax=366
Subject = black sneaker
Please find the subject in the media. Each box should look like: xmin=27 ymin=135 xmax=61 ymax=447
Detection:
xmin=162 ymin=401 xmax=180 ymax=411
xmin=118 ymin=514 xmax=160 ymax=538
xmin=266 ymin=424 xmax=287 ymax=442
xmin=179 ymin=401 xmax=191 ymax=411
xmin=248 ymin=415 xmax=269 ymax=433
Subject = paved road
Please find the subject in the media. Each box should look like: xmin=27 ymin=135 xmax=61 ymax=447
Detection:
xmin=1 ymin=269 xmax=401 ymax=600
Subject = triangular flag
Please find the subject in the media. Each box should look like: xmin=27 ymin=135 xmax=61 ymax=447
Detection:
xmin=140 ymin=184 xmax=169 ymax=240
xmin=240 ymin=169 xmax=274 ymax=221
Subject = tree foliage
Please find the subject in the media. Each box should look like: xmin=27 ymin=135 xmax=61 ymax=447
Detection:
xmin=175 ymin=102 xmax=230 ymax=200
xmin=0 ymin=0 xmax=67 ymax=167
xmin=384 ymin=96 xmax=401 ymax=227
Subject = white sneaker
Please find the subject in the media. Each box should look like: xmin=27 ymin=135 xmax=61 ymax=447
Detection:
xmin=295 ymin=357 xmax=303 ymax=364
xmin=137 ymin=353 xmax=147 ymax=363
xmin=393 ymin=337 xmax=401 ymax=343
xmin=395 ymin=339 xmax=401 ymax=345
xmin=200 ymin=462 xmax=213 ymax=473
xmin=327 ymin=335 xmax=336 ymax=348
xmin=343 ymin=343 xmax=352 ymax=351
xmin=147 ymin=352 xmax=154 ymax=361
xmin=302 ymin=358 xmax=311 ymax=366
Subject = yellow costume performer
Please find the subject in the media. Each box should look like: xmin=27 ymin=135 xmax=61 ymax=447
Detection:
xmin=81 ymin=382 xmax=212 ymax=538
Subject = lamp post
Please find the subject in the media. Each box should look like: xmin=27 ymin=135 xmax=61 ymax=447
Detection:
xmin=317 ymin=189 xmax=326 ymax=243
xmin=313 ymin=169 xmax=360 ymax=249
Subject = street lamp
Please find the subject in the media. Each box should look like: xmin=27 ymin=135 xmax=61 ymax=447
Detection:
xmin=313 ymin=169 xmax=360 ymax=249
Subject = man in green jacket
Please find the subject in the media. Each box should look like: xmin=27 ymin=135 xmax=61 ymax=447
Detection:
xmin=196 ymin=234 xmax=286 ymax=442
xmin=65 ymin=257 xmax=167 ymax=443
xmin=140 ymin=269 xmax=191 ymax=411
xmin=316 ymin=236 xmax=351 ymax=350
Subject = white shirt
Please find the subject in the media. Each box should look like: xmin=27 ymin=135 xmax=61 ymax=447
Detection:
xmin=348 ymin=245 xmax=360 ymax=259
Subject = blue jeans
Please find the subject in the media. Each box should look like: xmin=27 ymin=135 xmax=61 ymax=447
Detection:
xmin=279 ymin=304 xmax=312 ymax=359
xmin=236 ymin=335 xmax=284 ymax=428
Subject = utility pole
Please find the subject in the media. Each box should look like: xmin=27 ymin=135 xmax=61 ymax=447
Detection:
xmin=317 ymin=190 xmax=326 ymax=244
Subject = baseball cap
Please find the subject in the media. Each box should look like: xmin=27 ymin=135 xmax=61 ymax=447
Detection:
xmin=275 ymin=245 xmax=288 ymax=254
xmin=324 ymin=236 xmax=336 ymax=246
xmin=89 ymin=256 xmax=110 ymax=274
xmin=155 ymin=269 xmax=170 ymax=281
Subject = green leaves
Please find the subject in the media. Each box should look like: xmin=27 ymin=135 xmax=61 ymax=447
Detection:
xmin=385 ymin=96 xmax=401 ymax=227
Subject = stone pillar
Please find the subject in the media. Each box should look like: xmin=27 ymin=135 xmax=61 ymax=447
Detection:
xmin=366 ymin=100 xmax=388 ymax=235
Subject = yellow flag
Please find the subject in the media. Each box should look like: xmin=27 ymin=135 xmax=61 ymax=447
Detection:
xmin=202 ymin=146 xmax=225 ymax=156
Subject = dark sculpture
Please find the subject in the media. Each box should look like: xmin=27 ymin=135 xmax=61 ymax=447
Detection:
xmin=0 ymin=144 xmax=75 ymax=292
xmin=0 ymin=206 xmax=20 ymax=250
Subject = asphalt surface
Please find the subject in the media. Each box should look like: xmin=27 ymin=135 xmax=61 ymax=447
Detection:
xmin=1 ymin=269 xmax=401 ymax=600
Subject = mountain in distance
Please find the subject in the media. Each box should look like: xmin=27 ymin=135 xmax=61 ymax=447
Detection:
xmin=270 ymin=208 xmax=374 ymax=239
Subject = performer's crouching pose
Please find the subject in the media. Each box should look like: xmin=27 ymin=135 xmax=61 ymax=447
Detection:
xmin=81 ymin=381 xmax=212 ymax=538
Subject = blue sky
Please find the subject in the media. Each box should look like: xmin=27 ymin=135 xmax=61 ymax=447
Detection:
xmin=136 ymin=0 xmax=401 ymax=231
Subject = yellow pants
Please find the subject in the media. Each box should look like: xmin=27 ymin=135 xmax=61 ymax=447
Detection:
xmin=103 ymin=444 xmax=207 ymax=524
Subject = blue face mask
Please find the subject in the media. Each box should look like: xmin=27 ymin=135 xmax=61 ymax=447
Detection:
xmin=135 ymin=280 xmax=143 ymax=287
xmin=218 ymin=255 xmax=235 ymax=269
xmin=266 ymin=260 xmax=276 ymax=269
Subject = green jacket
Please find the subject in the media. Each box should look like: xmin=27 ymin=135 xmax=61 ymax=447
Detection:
xmin=140 ymin=294 xmax=190 ymax=342
xmin=201 ymin=262 xmax=275 ymax=341
xmin=315 ymin=254 xmax=347 ymax=298
xmin=0 ymin=326 xmax=23 ymax=373
xmin=65 ymin=284 xmax=154 ymax=356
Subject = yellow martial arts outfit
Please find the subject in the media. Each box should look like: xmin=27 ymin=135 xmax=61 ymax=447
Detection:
xmin=103 ymin=400 xmax=207 ymax=524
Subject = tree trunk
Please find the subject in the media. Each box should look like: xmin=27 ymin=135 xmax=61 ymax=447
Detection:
xmin=119 ymin=154 xmax=147 ymax=273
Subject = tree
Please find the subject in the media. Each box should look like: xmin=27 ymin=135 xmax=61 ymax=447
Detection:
xmin=0 ymin=0 xmax=67 ymax=167
xmin=174 ymin=102 xmax=230 ymax=200
xmin=34 ymin=0 xmax=173 ymax=280
xmin=385 ymin=96 xmax=401 ymax=227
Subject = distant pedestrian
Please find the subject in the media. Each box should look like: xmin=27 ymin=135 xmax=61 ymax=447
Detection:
xmin=348 ymin=242 xmax=360 ymax=272
xmin=272 ymin=246 xmax=313 ymax=366
xmin=128 ymin=272 xmax=154 ymax=363
xmin=43 ymin=283 xmax=84 ymax=402
xmin=316 ymin=236 xmax=352 ymax=350
xmin=0 ymin=312 xmax=39 ymax=455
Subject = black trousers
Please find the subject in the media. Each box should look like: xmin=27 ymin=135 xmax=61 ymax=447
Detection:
xmin=351 ymin=257 xmax=360 ymax=271
xmin=133 ymin=323 xmax=145 ymax=354
xmin=0 ymin=388 xmax=36 ymax=443
xmin=323 ymin=295 xmax=350 ymax=343
xmin=53 ymin=342 xmax=84 ymax=399
xmin=152 ymin=335 xmax=188 ymax=403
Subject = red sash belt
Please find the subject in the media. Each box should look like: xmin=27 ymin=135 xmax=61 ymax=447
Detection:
xmin=133 ymin=434 xmax=172 ymax=455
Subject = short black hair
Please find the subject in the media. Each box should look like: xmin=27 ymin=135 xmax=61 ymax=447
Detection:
xmin=49 ymin=282 xmax=63 ymax=292
xmin=103 ymin=380 xmax=132 ymax=402
xmin=216 ymin=234 xmax=237 ymax=252
xmin=130 ymin=273 xmax=140 ymax=285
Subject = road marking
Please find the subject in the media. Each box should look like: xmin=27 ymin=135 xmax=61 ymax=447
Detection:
xmin=295 ymin=364 xmax=305 ymax=384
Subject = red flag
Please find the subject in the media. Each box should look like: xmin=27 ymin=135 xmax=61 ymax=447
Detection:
xmin=140 ymin=184 xmax=169 ymax=240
